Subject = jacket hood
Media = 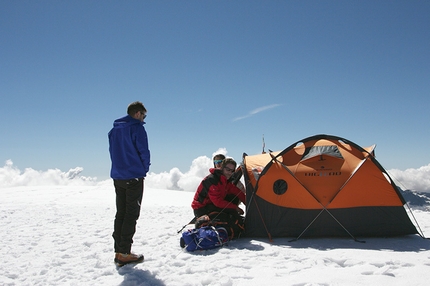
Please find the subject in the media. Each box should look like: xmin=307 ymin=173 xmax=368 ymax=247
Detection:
xmin=113 ymin=115 xmax=145 ymax=129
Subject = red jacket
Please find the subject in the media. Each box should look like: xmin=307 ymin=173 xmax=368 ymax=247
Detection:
xmin=192 ymin=168 xmax=246 ymax=211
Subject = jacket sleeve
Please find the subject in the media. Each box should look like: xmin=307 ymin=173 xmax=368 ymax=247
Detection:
xmin=134 ymin=125 xmax=151 ymax=175
xmin=227 ymin=183 xmax=246 ymax=205
xmin=207 ymin=184 xmax=237 ymax=210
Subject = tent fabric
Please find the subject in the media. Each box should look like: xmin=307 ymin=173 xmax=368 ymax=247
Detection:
xmin=243 ymin=134 xmax=418 ymax=239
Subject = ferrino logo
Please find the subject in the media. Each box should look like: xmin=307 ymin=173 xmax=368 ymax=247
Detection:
xmin=304 ymin=171 xmax=342 ymax=177
xmin=304 ymin=166 xmax=342 ymax=177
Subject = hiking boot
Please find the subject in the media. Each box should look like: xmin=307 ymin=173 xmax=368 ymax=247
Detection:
xmin=114 ymin=253 xmax=119 ymax=263
xmin=195 ymin=215 xmax=210 ymax=228
xmin=114 ymin=252 xmax=144 ymax=267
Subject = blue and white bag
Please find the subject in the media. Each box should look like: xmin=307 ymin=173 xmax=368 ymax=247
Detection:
xmin=181 ymin=226 xmax=229 ymax=252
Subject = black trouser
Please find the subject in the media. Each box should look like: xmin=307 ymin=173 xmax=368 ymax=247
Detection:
xmin=112 ymin=178 xmax=144 ymax=254
xmin=193 ymin=204 xmax=222 ymax=218
xmin=193 ymin=194 xmax=240 ymax=218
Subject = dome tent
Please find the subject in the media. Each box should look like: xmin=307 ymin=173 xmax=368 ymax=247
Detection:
xmin=242 ymin=134 xmax=419 ymax=240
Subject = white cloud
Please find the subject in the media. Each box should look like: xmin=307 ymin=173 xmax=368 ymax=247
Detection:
xmin=0 ymin=149 xmax=236 ymax=192
xmin=2 ymin=156 xmax=430 ymax=195
xmin=146 ymin=148 xmax=236 ymax=192
xmin=388 ymin=164 xmax=430 ymax=193
xmin=233 ymin=104 xmax=281 ymax=121
xmin=212 ymin=147 xmax=227 ymax=158
xmin=0 ymin=160 xmax=98 ymax=187
xmin=145 ymin=156 xmax=210 ymax=192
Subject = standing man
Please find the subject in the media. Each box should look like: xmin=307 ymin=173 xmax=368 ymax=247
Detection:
xmin=108 ymin=101 xmax=150 ymax=267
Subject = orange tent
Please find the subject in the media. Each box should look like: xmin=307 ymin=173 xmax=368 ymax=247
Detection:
xmin=242 ymin=134 xmax=418 ymax=240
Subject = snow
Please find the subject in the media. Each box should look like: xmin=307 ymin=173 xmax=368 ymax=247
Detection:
xmin=2 ymin=180 xmax=430 ymax=286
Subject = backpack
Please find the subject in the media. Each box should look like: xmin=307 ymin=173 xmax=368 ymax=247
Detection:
xmin=181 ymin=226 xmax=229 ymax=252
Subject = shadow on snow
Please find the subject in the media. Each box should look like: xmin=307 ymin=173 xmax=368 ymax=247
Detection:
xmin=117 ymin=265 xmax=166 ymax=286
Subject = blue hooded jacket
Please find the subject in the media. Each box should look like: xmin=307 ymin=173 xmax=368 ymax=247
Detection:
xmin=108 ymin=115 xmax=150 ymax=180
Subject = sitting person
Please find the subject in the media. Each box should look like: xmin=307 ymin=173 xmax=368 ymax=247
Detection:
xmin=212 ymin=153 xmax=225 ymax=169
xmin=192 ymin=158 xmax=246 ymax=218
xmin=213 ymin=154 xmax=246 ymax=194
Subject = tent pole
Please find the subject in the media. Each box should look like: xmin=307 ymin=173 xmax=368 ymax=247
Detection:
xmin=289 ymin=209 xmax=324 ymax=242
xmin=270 ymin=154 xmax=365 ymax=242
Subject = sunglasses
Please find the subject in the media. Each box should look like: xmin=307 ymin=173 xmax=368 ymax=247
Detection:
xmin=213 ymin=160 xmax=223 ymax=164
xmin=224 ymin=166 xmax=235 ymax=172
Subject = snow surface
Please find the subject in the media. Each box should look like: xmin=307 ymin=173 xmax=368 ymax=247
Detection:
xmin=2 ymin=180 xmax=430 ymax=286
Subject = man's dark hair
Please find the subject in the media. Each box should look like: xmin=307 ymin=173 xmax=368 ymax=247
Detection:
xmin=127 ymin=101 xmax=146 ymax=116
xmin=213 ymin=154 xmax=226 ymax=161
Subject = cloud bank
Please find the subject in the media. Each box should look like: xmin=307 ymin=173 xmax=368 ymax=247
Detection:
xmin=2 ymin=154 xmax=430 ymax=194
xmin=0 ymin=159 xmax=98 ymax=187
xmin=144 ymin=148 xmax=228 ymax=192
xmin=388 ymin=164 xmax=430 ymax=193
xmin=0 ymin=148 xmax=229 ymax=192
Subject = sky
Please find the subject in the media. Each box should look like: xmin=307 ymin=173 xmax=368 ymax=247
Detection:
xmin=1 ymin=1 xmax=429 ymax=181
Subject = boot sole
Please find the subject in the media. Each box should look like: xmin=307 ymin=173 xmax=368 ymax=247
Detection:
xmin=114 ymin=256 xmax=144 ymax=267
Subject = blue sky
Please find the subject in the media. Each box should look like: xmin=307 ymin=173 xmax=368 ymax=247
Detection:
xmin=1 ymin=1 xmax=429 ymax=180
